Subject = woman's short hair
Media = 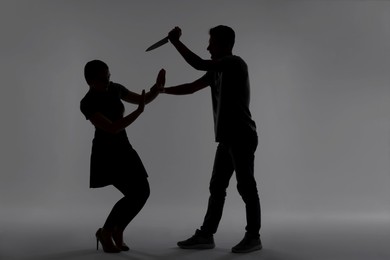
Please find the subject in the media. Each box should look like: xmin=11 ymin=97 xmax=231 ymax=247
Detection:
xmin=84 ymin=60 xmax=108 ymax=84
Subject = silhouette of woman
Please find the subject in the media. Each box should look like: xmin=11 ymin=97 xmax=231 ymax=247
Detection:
xmin=80 ymin=60 xmax=165 ymax=253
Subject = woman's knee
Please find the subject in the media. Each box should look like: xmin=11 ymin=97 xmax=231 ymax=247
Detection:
xmin=115 ymin=178 xmax=150 ymax=199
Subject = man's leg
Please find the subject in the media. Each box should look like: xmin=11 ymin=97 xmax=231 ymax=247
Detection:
xmin=177 ymin=143 xmax=234 ymax=249
xmin=200 ymin=143 xmax=235 ymax=234
xmin=231 ymin=136 xmax=262 ymax=253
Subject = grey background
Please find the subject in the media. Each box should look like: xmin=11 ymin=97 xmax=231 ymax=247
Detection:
xmin=0 ymin=1 xmax=389 ymax=259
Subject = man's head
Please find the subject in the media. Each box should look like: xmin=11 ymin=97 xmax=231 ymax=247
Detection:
xmin=207 ymin=25 xmax=235 ymax=59
xmin=84 ymin=60 xmax=111 ymax=90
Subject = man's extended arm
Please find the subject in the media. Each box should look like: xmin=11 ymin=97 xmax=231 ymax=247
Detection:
xmin=162 ymin=75 xmax=209 ymax=95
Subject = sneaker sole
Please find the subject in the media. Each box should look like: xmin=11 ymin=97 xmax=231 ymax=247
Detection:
xmin=231 ymin=244 xmax=262 ymax=253
xmin=178 ymin=244 xmax=215 ymax=250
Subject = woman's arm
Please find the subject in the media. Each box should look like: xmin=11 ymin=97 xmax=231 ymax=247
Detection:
xmin=89 ymin=90 xmax=146 ymax=134
xmin=121 ymin=69 xmax=165 ymax=105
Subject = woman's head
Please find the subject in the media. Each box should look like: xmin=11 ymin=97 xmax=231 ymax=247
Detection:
xmin=84 ymin=60 xmax=111 ymax=90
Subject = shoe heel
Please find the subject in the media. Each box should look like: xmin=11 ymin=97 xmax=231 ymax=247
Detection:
xmin=95 ymin=228 xmax=120 ymax=253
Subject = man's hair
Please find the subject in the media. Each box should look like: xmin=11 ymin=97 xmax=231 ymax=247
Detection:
xmin=84 ymin=59 xmax=108 ymax=84
xmin=209 ymin=25 xmax=235 ymax=50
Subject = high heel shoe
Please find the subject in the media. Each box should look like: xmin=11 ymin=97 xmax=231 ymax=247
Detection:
xmin=112 ymin=228 xmax=130 ymax=251
xmin=95 ymin=228 xmax=121 ymax=253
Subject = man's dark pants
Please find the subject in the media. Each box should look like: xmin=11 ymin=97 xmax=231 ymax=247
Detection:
xmin=200 ymin=134 xmax=261 ymax=238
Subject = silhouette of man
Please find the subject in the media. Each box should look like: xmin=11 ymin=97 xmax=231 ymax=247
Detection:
xmin=161 ymin=26 xmax=262 ymax=253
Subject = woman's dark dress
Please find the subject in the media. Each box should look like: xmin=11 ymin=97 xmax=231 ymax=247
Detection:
xmin=80 ymin=82 xmax=148 ymax=188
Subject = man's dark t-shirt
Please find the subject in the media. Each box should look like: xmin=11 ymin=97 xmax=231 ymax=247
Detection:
xmin=203 ymin=55 xmax=257 ymax=143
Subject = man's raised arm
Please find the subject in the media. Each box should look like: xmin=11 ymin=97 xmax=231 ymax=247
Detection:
xmin=168 ymin=27 xmax=220 ymax=71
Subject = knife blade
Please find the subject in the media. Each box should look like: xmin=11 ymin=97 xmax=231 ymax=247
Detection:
xmin=145 ymin=36 xmax=169 ymax=52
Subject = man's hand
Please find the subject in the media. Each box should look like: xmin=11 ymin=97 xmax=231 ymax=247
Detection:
xmin=168 ymin=26 xmax=182 ymax=43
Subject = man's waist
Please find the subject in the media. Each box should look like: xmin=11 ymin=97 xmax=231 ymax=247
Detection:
xmin=215 ymin=124 xmax=257 ymax=142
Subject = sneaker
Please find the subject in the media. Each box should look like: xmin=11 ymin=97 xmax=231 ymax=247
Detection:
xmin=231 ymin=233 xmax=262 ymax=253
xmin=177 ymin=229 xmax=215 ymax=249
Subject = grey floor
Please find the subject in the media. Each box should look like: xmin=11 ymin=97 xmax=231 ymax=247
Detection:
xmin=1 ymin=206 xmax=389 ymax=260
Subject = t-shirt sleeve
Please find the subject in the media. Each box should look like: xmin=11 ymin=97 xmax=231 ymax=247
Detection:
xmin=80 ymin=95 xmax=96 ymax=120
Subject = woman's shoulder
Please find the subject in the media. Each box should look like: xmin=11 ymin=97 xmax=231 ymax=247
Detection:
xmin=80 ymin=89 xmax=96 ymax=104
xmin=80 ymin=89 xmax=102 ymax=113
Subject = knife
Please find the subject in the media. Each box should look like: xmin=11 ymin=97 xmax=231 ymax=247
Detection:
xmin=145 ymin=36 xmax=169 ymax=52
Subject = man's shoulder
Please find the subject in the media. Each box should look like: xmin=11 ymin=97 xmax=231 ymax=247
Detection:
xmin=221 ymin=55 xmax=247 ymax=66
xmin=223 ymin=55 xmax=245 ymax=61
xmin=233 ymin=55 xmax=248 ymax=66
xmin=219 ymin=55 xmax=247 ymax=73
